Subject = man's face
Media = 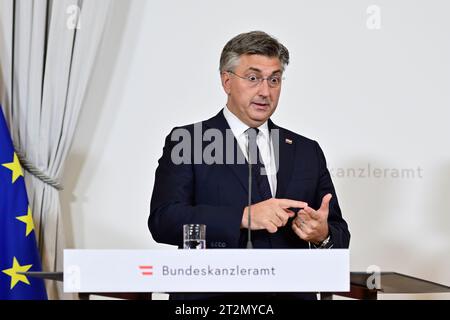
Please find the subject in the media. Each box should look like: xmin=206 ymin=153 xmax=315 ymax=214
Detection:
xmin=221 ymin=54 xmax=283 ymax=127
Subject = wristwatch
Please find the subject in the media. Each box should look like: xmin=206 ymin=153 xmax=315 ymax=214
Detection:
xmin=314 ymin=234 xmax=332 ymax=249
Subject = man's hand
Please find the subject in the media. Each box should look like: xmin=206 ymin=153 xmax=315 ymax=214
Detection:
xmin=241 ymin=198 xmax=308 ymax=233
xmin=292 ymin=194 xmax=332 ymax=244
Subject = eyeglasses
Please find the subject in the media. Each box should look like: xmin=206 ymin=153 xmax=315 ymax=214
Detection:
xmin=227 ymin=71 xmax=283 ymax=88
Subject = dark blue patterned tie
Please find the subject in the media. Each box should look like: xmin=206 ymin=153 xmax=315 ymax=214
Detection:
xmin=246 ymin=128 xmax=273 ymax=200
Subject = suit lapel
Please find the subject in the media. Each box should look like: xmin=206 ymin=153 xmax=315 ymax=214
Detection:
xmin=203 ymin=110 xmax=262 ymax=203
xmin=203 ymin=111 xmax=296 ymax=202
xmin=269 ymin=120 xmax=296 ymax=198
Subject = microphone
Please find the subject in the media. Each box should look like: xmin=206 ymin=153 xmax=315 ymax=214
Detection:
xmin=246 ymin=130 xmax=254 ymax=249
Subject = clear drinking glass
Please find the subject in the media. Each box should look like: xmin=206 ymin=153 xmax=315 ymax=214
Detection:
xmin=183 ymin=224 xmax=206 ymax=249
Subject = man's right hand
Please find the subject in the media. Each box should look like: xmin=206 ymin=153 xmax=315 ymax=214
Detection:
xmin=241 ymin=198 xmax=308 ymax=233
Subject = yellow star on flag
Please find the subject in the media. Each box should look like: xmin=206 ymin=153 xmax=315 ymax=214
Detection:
xmin=2 ymin=257 xmax=32 ymax=289
xmin=2 ymin=153 xmax=24 ymax=183
xmin=16 ymin=207 xmax=35 ymax=237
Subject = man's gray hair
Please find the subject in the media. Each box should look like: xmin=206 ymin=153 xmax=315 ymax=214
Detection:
xmin=219 ymin=31 xmax=290 ymax=73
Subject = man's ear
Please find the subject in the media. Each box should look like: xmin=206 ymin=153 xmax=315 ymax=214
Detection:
xmin=221 ymin=71 xmax=232 ymax=95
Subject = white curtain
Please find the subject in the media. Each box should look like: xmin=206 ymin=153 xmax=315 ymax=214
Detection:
xmin=0 ymin=0 xmax=13 ymax=116
xmin=0 ymin=0 xmax=111 ymax=299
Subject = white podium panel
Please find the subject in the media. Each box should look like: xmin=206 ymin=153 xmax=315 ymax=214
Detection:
xmin=64 ymin=249 xmax=349 ymax=293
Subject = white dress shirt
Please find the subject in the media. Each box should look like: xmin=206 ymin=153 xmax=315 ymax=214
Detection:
xmin=223 ymin=106 xmax=277 ymax=197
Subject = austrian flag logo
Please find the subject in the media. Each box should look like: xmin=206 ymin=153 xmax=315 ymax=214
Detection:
xmin=139 ymin=265 xmax=153 ymax=276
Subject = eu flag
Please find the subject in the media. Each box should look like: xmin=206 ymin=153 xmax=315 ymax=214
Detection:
xmin=0 ymin=106 xmax=47 ymax=299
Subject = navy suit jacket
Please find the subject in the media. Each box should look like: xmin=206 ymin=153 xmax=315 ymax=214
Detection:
xmin=149 ymin=110 xmax=350 ymax=299
xmin=150 ymin=110 xmax=350 ymax=249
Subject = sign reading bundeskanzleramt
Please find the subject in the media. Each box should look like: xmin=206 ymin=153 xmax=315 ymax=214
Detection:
xmin=64 ymin=249 xmax=349 ymax=293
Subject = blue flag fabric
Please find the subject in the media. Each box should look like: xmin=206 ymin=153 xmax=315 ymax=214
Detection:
xmin=0 ymin=106 xmax=47 ymax=300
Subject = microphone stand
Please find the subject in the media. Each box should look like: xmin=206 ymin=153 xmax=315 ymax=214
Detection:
xmin=246 ymin=136 xmax=253 ymax=249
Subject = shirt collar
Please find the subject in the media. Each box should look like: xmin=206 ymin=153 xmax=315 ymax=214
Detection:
xmin=223 ymin=106 xmax=270 ymax=140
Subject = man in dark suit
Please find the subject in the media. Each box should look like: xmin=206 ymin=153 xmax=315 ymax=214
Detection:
xmin=149 ymin=31 xmax=350 ymax=300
